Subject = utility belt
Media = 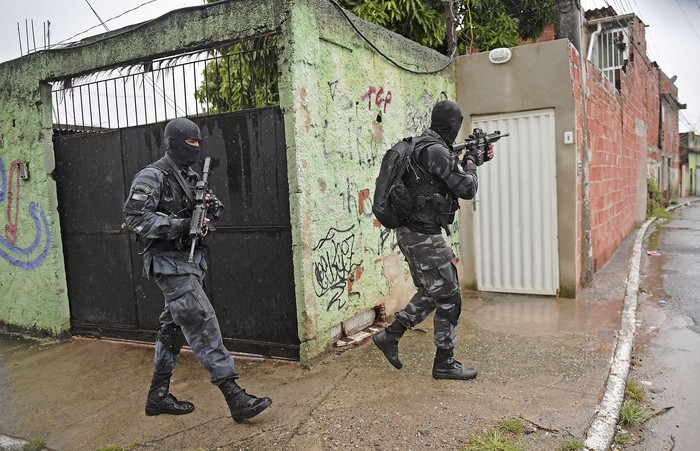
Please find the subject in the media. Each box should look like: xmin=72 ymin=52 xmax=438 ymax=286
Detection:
xmin=411 ymin=192 xmax=459 ymax=235
xmin=140 ymin=237 xmax=194 ymax=253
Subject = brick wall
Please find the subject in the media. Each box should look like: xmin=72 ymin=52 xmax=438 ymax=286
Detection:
xmin=582 ymin=16 xmax=666 ymax=270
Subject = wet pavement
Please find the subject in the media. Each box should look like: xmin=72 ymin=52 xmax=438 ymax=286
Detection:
xmin=0 ymin=206 xmax=671 ymax=451
xmin=623 ymin=200 xmax=700 ymax=450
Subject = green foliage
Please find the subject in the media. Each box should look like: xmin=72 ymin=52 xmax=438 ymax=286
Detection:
xmin=22 ymin=439 xmax=46 ymax=451
xmin=624 ymin=378 xmax=646 ymax=403
xmin=498 ymin=418 xmax=525 ymax=434
xmin=560 ymin=439 xmax=585 ymax=451
xmin=194 ymin=0 xmax=555 ymax=110
xmin=502 ymin=0 xmax=555 ymax=41
xmin=340 ymin=0 xmax=446 ymax=48
xmin=647 ymin=176 xmax=670 ymax=219
xmin=458 ymin=0 xmax=555 ymax=52
xmin=613 ymin=431 xmax=633 ymax=445
xmin=618 ymin=400 xmax=653 ymax=427
xmin=462 ymin=429 xmax=526 ymax=451
xmin=194 ymin=35 xmax=279 ymax=113
xmin=339 ymin=0 xmax=554 ymax=53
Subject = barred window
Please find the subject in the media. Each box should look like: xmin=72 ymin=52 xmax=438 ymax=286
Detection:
xmin=593 ymin=28 xmax=628 ymax=86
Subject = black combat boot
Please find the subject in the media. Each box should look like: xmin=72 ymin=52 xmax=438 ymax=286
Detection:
xmin=432 ymin=348 xmax=478 ymax=380
xmin=145 ymin=372 xmax=195 ymax=415
xmin=219 ymin=378 xmax=272 ymax=422
xmin=372 ymin=321 xmax=407 ymax=369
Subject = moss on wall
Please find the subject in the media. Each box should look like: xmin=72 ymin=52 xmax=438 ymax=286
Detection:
xmin=282 ymin=0 xmax=455 ymax=360
xmin=0 ymin=0 xmax=455 ymax=362
xmin=0 ymin=0 xmax=287 ymax=338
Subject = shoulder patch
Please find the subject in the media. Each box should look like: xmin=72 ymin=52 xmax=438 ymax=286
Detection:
xmin=133 ymin=183 xmax=154 ymax=194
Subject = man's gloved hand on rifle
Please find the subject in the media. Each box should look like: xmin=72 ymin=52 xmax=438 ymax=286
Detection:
xmin=464 ymin=143 xmax=495 ymax=166
xmin=206 ymin=190 xmax=223 ymax=220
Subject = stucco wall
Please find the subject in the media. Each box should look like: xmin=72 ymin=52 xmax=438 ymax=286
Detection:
xmin=0 ymin=0 xmax=454 ymax=361
xmin=455 ymin=39 xmax=579 ymax=297
xmin=281 ymin=0 xmax=454 ymax=360
xmin=0 ymin=0 xmax=286 ymax=336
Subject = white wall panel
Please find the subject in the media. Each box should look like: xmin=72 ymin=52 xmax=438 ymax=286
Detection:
xmin=471 ymin=109 xmax=558 ymax=295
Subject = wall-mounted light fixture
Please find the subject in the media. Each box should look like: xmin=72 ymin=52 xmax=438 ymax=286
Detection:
xmin=488 ymin=47 xmax=512 ymax=64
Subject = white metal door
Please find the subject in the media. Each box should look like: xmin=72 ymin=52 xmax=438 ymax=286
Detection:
xmin=471 ymin=109 xmax=559 ymax=295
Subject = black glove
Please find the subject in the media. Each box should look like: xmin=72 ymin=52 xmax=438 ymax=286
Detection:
xmin=180 ymin=217 xmax=192 ymax=236
xmin=206 ymin=191 xmax=224 ymax=220
xmin=465 ymin=143 xmax=484 ymax=166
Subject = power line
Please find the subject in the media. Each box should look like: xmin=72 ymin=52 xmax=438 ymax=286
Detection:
xmin=84 ymin=0 xmax=110 ymax=32
xmin=54 ymin=0 xmax=157 ymax=47
xmin=673 ymin=0 xmax=700 ymax=42
xmin=326 ymin=0 xmax=455 ymax=75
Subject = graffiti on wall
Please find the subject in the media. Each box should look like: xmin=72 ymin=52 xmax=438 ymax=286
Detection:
xmin=312 ymin=225 xmax=358 ymax=311
xmin=0 ymin=158 xmax=51 ymax=269
xmin=315 ymin=82 xmax=455 ymax=309
xmin=362 ymin=86 xmax=392 ymax=113
xmin=405 ymin=91 xmax=446 ymax=136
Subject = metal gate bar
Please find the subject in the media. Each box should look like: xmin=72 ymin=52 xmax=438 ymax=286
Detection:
xmin=51 ymin=34 xmax=278 ymax=133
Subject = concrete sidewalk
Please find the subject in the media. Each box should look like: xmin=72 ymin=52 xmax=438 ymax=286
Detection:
xmin=0 ymin=221 xmax=647 ymax=451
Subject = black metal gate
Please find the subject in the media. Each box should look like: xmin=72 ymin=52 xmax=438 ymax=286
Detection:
xmin=54 ymin=107 xmax=300 ymax=359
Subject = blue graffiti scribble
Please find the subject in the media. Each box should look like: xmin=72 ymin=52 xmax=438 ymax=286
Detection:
xmin=0 ymin=157 xmax=51 ymax=270
xmin=0 ymin=202 xmax=51 ymax=270
xmin=0 ymin=158 xmax=5 ymax=204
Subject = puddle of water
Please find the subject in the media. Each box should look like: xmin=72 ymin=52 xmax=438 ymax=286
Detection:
xmin=462 ymin=294 xmax=623 ymax=336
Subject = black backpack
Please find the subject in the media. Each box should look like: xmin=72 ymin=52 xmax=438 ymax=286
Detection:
xmin=372 ymin=137 xmax=416 ymax=229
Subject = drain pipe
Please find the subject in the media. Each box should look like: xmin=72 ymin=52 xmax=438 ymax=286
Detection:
xmin=580 ymin=14 xmax=594 ymax=286
xmin=587 ymin=22 xmax=601 ymax=61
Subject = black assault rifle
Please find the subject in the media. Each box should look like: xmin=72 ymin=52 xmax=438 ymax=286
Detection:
xmin=188 ymin=156 xmax=212 ymax=263
xmin=453 ymin=128 xmax=510 ymax=166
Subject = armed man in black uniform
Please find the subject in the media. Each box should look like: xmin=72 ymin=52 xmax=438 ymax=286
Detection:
xmin=123 ymin=117 xmax=272 ymax=422
xmin=373 ymin=100 xmax=494 ymax=380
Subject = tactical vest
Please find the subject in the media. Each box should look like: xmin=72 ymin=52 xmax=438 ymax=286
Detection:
xmin=403 ymin=136 xmax=459 ymax=233
xmin=148 ymin=157 xmax=196 ymax=219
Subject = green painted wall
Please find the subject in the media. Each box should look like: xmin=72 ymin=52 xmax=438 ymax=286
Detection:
xmin=0 ymin=0 xmax=455 ymax=362
xmin=0 ymin=0 xmax=287 ymax=337
xmin=281 ymin=0 xmax=455 ymax=360
xmin=0 ymin=81 xmax=69 ymax=336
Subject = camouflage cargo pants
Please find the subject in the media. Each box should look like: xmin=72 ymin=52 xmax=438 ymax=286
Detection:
xmin=394 ymin=227 xmax=462 ymax=350
xmin=151 ymin=250 xmax=239 ymax=384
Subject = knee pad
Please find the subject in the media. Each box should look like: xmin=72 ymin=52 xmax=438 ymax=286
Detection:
xmin=435 ymin=292 xmax=462 ymax=326
xmin=157 ymin=324 xmax=186 ymax=355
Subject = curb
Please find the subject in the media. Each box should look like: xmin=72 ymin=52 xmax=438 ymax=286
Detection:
xmin=0 ymin=433 xmax=30 ymax=451
xmin=584 ymin=198 xmax=698 ymax=450
xmin=583 ymin=217 xmax=654 ymax=450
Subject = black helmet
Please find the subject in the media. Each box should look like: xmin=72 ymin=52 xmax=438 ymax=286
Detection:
xmin=430 ymin=100 xmax=463 ymax=145
xmin=164 ymin=117 xmax=202 ymax=168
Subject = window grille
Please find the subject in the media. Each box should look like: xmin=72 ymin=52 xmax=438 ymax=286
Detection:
xmin=593 ymin=27 xmax=628 ymax=86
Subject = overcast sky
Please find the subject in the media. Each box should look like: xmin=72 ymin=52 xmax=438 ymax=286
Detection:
xmin=0 ymin=0 xmax=698 ymax=133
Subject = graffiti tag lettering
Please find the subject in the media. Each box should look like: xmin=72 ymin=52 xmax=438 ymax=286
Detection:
xmin=362 ymin=86 xmax=392 ymax=113
xmin=312 ymin=225 xmax=356 ymax=311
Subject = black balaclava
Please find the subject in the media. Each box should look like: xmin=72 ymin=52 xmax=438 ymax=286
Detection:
xmin=164 ymin=117 xmax=202 ymax=169
xmin=430 ymin=100 xmax=463 ymax=145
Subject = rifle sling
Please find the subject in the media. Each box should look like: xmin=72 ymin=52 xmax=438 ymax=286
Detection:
xmin=163 ymin=154 xmax=196 ymax=207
